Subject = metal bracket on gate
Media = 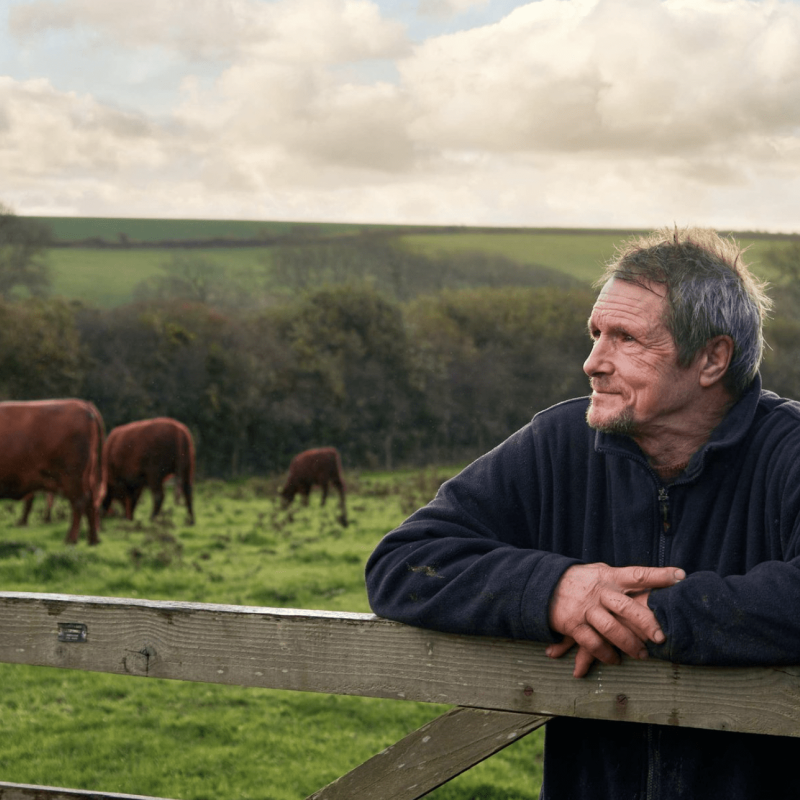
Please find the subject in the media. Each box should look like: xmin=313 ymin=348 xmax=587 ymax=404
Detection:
xmin=57 ymin=622 xmax=88 ymax=643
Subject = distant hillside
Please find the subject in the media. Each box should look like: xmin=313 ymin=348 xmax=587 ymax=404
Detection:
xmin=33 ymin=216 xmax=796 ymax=248
xmin=37 ymin=216 xmax=389 ymax=247
xmin=26 ymin=216 xmax=798 ymax=307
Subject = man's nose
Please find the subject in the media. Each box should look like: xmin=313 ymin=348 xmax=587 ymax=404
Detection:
xmin=583 ymin=337 xmax=612 ymax=377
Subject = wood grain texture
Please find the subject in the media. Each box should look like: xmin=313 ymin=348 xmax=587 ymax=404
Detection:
xmin=0 ymin=592 xmax=798 ymax=738
xmin=306 ymin=707 xmax=550 ymax=800
xmin=0 ymin=781 xmax=178 ymax=800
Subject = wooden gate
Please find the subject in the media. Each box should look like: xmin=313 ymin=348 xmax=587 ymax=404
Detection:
xmin=0 ymin=592 xmax=798 ymax=799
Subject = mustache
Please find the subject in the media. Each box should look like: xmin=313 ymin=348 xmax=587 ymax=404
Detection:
xmin=589 ymin=378 xmax=617 ymax=393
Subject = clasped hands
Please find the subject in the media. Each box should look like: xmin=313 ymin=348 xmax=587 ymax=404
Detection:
xmin=547 ymin=562 xmax=685 ymax=678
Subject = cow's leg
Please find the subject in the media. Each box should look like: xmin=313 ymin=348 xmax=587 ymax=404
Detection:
xmin=101 ymin=491 xmax=113 ymax=517
xmin=301 ymin=487 xmax=310 ymax=507
xmin=150 ymin=481 xmax=165 ymax=520
xmin=65 ymin=500 xmax=83 ymax=544
xmin=125 ymin=485 xmax=144 ymax=521
xmin=320 ymin=481 xmax=329 ymax=506
xmin=182 ymin=480 xmax=195 ymax=525
xmin=44 ymin=492 xmax=54 ymax=523
xmin=337 ymin=485 xmax=348 ymax=527
xmin=17 ymin=494 xmax=35 ymax=527
xmin=85 ymin=492 xmax=100 ymax=545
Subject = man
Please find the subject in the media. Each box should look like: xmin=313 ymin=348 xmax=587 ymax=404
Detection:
xmin=365 ymin=227 xmax=800 ymax=798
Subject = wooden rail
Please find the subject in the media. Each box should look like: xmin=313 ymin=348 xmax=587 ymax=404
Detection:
xmin=0 ymin=592 xmax=798 ymax=799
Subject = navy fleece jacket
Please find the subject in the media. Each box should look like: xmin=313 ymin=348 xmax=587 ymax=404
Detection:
xmin=365 ymin=374 xmax=800 ymax=798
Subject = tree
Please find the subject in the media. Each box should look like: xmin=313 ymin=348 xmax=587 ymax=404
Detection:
xmin=763 ymin=240 xmax=800 ymax=311
xmin=132 ymin=254 xmax=274 ymax=311
xmin=0 ymin=298 xmax=86 ymax=399
xmin=404 ymin=286 xmax=594 ymax=459
xmin=268 ymin=237 xmax=571 ymax=303
xmin=270 ymin=284 xmax=422 ymax=468
xmin=760 ymin=239 xmax=800 ymax=401
xmin=0 ymin=203 xmax=53 ymax=298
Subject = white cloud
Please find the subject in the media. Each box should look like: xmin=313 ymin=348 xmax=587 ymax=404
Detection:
xmin=0 ymin=77 xmax=172 ymax=178
xmin=175 ymin=60 xmax=414 ymax=176
xmin=9 ymin=0 xmax=410 ymax=63
xmin=418 ymin=0 xmax=491 ymax=19
xmin=401 ymin=0 xmax=800 ymax=159
xmin=4 ymin=0 xmax=800 ymax=231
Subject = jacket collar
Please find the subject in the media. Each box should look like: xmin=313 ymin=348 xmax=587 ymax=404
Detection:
xmin=593 ymin=373 xmax=763 ymax=479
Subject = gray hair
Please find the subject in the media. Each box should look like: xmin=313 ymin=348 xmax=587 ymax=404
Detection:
xmin=596 ymin=227 xmax=772 ymax=398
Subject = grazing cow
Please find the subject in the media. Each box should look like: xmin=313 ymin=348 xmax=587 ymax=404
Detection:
xmin=101 ymin=417 xmax=195 ymax=525
xmin=280 ymin=447 xmax=348 ymax=526
xmin=0 ymin=399 xmax=105 ymax=544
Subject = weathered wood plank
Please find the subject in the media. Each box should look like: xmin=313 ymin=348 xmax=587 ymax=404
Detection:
xmin=0 ymin=592 xmax=798 ymax=737
xmin=306 ymin=707 xmax=550 ymax=800
xmin=0 ymin=782 xmax=178 ymax=800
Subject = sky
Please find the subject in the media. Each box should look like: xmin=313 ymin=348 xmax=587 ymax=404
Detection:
xmin=1 ymin=0 xmax=799 ymax=231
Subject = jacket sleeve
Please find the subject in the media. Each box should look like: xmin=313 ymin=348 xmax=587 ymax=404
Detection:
xmin=648 ymin=454 xmax=800 ymax=666
xmin=647 ymin=556 xmax=800 ymax=666
xmin=365 ymin=425 xmax=581 ymax=643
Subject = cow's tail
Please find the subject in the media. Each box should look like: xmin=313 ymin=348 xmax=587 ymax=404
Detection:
xmin=86 ymin=401 xmax=106 ymax=508
xmin=177 ymin=422 xmax=195 ymax=486
xmin=334 ymin=447 xmax=346 ymax=492
xmin=175 ymin=421 xmax=196 ymax=523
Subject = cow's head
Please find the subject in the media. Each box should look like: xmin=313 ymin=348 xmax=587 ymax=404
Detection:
xmin=278 ymin=484 xmax=294 ymax=508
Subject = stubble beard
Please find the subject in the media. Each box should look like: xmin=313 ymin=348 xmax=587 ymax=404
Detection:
xmin=586 ymin=401 xmax=638 ymax=437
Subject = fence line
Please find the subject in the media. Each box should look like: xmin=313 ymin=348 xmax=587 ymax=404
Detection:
xmin=0 ymin=592 xmax=798 ymax=799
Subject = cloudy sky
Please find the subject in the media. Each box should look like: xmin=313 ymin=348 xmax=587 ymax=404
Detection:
xmin=2 ymin=0 xmax=799 ymax=230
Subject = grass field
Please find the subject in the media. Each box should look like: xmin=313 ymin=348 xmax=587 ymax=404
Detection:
xmin=48 ymin=247 xmax=275 ymax=308
xmin=0 ymin=471 xmax=545 ymax=800
xmin=403 ymin=230 xmax=787 ymax=285
xmin=40 ymin=219 xmax=791 ymax=308
xmin=36 ymin=216 xmax=380 ymax=244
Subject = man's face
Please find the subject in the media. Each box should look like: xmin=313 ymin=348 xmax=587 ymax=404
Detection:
xmin=583 ymin=278 xmax=703 ymax=438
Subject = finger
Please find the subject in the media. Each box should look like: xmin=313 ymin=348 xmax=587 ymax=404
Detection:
xmin=585 ymin=604 xmax=649 ymax=660
xmin=570 ymin=622 xmax=621 ymax=667
xmin=572 ymin=646 xmax=596 ymax=679
xmin=612 ymin=565 xmax=686 ymax=592
xmin=545 ymin=636 xmax=576 ymax=659
xmin=599 ymin=587 xmax=665 ymax=644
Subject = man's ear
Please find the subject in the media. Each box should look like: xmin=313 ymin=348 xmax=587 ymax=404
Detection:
xmin=698 ymin=335 xmax=734 ymax=387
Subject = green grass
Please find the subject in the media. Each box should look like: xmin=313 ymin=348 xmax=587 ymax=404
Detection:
xmin=36 ymin=217 xmax=379 ymax=244
xmin=0 ymin=472 xmax=545 ymax=800
xmin=42 ymin=226 xmax=792 ymax=308
xmin=402 ymin=231 xmax=786 ymax=286
xmin=402 ymin=231 xmax=628 ymax=284
xmin=48 ymin=247 xmax=275 ymax=308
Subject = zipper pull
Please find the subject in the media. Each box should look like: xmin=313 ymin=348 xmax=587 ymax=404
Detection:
xmin=658 ymin=486 xmax=670 ymax=534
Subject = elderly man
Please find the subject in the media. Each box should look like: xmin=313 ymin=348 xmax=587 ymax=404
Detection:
xmin=365 ymin=228 xmax=800 ymax=798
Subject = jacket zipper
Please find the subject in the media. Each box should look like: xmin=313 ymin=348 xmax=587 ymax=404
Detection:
xmin=646 ymin=485 xmax=672 ymax=800
xmin=657 ymin=486 xmax=670 ymax=567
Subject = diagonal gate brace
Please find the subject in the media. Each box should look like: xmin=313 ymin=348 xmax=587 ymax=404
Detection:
xmin=306 ymin=706 xmax=551 ymax=800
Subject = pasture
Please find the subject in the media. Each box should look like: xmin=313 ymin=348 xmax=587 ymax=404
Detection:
xmin=0 ymin=471 xmax=545 ymax=800
xmin=46 ymin=247 xmax=274 ymax=308
xmin=37 ymin=217 xmax=793 ymax=308
xmin=38 ymin=216 xmax=382 ymax=244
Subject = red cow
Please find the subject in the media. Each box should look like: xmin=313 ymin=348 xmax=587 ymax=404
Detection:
xmin=280 ymin=447 xmax=347 ymax=526
xmin=0 ymin=399 xmax=105 ymax=544
xmin=101 ymin=417 xmax=195 ymax=525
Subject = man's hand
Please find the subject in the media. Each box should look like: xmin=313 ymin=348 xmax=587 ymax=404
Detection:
xmin=547 ymin=563 xmax=685 ymax=677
